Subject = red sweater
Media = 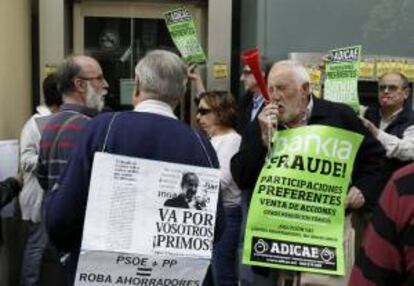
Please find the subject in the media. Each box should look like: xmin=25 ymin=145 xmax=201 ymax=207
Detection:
xmin=349 ymin=163 xmax=414 ymax=286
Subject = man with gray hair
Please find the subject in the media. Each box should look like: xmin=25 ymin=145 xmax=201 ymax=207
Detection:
xmin=37 ymin=55 xmax=108 ymax=193
xmin=44 ymin=50 xmax=222 ymax=284
xmin=231 ymin=60 xmax=384 ymax=285
xmin=36 ymin=55 xmax=107 ymax=285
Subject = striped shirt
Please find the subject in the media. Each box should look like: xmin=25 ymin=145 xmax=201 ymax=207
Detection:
xmin=350 ymin=163 xmax=414 ymax=286
xmin=36 ymin=104 xmax=97 ymax=192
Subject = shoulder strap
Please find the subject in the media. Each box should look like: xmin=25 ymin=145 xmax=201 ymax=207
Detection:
xmin=34 ymin=114 xmax=54 ymax=134
xmin=101 ymin=112 xmax=121 ymax=152
xmin=193 ymin=130 xmax=214 ymax=168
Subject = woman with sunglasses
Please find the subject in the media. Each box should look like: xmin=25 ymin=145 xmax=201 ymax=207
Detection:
xmin=196 ymin=91 xmax=242 ymax=286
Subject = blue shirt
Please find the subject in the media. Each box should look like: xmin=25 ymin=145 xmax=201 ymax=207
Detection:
xmin=250 ymin=94 xmax=265 ymax=121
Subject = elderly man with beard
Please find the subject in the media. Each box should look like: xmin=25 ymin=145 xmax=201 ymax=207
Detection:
xmin=37 ymin=55 xmax=108 ymax=193
xmin=36 ymin=55 xmax=108 ymax=284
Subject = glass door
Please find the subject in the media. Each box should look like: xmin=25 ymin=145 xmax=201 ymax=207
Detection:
xmin=73 ymin=1 xmax=206 ymax=121
xmin=83 ymin=16 xmax=176 ymax=109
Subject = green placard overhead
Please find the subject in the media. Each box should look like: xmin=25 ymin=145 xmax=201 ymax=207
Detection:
xmin=163 ymin=7 xmax=206 ymax=64
xmin=324 ymin=46 xmax=362 ymax=112
xmin=243 ymin=125 xmax=363 ymax=276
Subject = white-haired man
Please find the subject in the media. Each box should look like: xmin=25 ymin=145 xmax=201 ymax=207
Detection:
xmin=44 ymin=50 xmax=223 ymax=285
xmin=231 ymin=60 xmax=385 ymax=285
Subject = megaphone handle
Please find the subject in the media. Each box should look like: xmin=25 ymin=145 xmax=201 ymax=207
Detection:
xmin=265 ymin=114 xmax=277 ymax=165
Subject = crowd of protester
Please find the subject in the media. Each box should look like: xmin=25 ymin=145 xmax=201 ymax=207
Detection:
xmin=0 ymin=49 xmax=414 ymax=286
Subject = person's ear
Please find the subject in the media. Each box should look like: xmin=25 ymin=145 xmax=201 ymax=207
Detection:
xmin=403 ymin=88 xmax=410 ymax=101
xmin=302 ymin=82 xmax=310 ymax=95
xmin=74 ymin=78 xmax=86 ymax=92
xmin=132 ymin=78 xmax=140 ymax=105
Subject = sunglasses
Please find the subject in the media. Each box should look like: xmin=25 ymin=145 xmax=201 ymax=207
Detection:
xmin=197 ymin=107 xmax=212 ymax=116
xmin=378 ymin=84 xmax=403 ymax=92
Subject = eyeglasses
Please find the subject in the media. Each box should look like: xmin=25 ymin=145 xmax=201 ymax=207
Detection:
xmin=78 ymin=75 xmax=106 ymax=82
xmin=197 ymin=107 xmax=212 ymax=116
xmin=378 ymin=84 xmax=403 ymax=92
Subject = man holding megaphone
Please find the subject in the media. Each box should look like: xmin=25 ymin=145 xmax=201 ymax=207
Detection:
xmin=231 ymin=60 xmax=384 ymax=286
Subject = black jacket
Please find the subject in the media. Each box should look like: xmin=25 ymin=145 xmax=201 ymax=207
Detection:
xmin=0 ymin=177 xmax=21 ymax=246
xmin=365 ymin=105 xmax=414 ymax=192
xmin=237 ymin=91 xmax=265 ymax=134
xmin=230 ymin=96 xmax=386 ymax=277
xmin=0 ymin=177 xmax=20 ymax=209
xmin=231 ymin=96 xmax=385 ymax=208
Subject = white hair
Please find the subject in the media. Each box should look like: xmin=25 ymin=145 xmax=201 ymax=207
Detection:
xmin=271 ymin=60 xmax=310 ymax=84
xmin=134 ymin=50 xmax=188 ymax=106
xmin=85 ymin=81 xmax=105 ymax=112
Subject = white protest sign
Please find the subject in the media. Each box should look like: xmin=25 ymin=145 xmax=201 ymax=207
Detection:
xmin=75 ymin=152 xmax=220 ymax=285
xmin=76 ymin=251 xmax=209 ymax=285
xmin=0 ymin=139 xmax=19 ymax=181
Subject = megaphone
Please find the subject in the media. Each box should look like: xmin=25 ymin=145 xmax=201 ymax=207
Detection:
xmin=242 ymin=48 xmax=270 ymax=102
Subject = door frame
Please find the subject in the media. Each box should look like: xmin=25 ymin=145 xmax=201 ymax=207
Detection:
xmin=73 ymin=0 xmax=207 ymax=121
xmin=73 ymin=1 xmax=206 ymax=55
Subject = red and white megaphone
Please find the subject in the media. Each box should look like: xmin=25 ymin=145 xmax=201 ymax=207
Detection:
xmin=242 ymin=48 xmax=270 ymax=102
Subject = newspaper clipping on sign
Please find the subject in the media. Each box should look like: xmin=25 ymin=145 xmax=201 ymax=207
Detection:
xmin=75 ymin=152 xmax=220 ymax=285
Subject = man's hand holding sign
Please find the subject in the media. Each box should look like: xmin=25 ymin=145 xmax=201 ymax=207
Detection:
xmin=232 ymin=53 xmax=385 ymax=285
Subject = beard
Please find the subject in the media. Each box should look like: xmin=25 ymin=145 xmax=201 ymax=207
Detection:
xmin=85 ymin=82 xmax=106 ymax=111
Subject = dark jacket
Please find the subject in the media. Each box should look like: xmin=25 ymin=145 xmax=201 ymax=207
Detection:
xmin=44 ymin=111 xmax=223 ymax=283
xmin=231 ymin=96 xmax=385 ymax=208
xmin=237 ymin=91 xmax=265 ymax=134
xmin=164 ymin=195 xmax=190 ymax=209
xmin=0 ymin=177 xmax=20 ymax=209
xmin=365 ymin=105 xmax=414 ymax=192
xmin=0 ymin=177 xmax=21 ymax=246
xmin=234 ymin=91 xmax=266 ymax=196
xmin=230 ymin=96 xmax=385 ymax=277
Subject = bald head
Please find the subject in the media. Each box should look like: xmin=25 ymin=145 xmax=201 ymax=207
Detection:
xmin=74 ymin=56 xmax=102 ymax=76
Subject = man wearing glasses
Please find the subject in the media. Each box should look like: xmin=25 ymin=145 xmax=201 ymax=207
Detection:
xmin=237 ymin=58 xmax=272 ymax=286
xmin=360 ymin=72 xmax=414 ymax=193
xmin=239 ymin=57 xmax=272 ymax=131
xmin=37 ymin=55 xmax=109 ymax=194
xmin=36 ymin=55 xmax=108 ymax=284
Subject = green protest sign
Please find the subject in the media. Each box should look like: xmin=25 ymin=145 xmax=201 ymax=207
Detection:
xmin=243 ymin=125 xmax=363 ymax=276
xmin=324 ymin=46 xmax=362 ymax=112
xmin=163 ymin=7 xmax=206 ymax=64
